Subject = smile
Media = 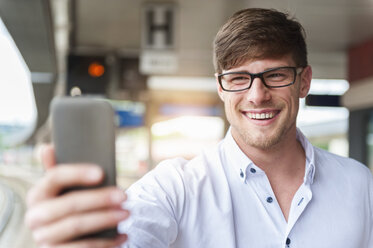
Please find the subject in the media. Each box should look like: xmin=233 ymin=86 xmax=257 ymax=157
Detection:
xmin=244 ymin=110 xmax=279 ymax=120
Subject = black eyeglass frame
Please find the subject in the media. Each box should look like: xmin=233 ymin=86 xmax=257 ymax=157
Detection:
xmin=217 ymin=66 xmax=304 ymax=92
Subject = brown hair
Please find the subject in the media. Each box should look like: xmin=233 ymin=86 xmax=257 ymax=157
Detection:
xmin=213 ymin=8 xmax=308 ymax=73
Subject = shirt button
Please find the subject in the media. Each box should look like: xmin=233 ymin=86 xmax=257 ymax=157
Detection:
xmin=250 ymin=168 xmax=256 ymax=173
xmin=286 ymin=237 xmax=291 ymax=245
xmin=266 ymin=197 xmax=273 ymax=203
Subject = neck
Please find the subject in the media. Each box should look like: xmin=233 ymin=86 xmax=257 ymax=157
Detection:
xmin=235 ymin=128 xmax=305 ymax=175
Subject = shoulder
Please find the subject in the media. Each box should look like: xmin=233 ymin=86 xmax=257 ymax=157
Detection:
xmin=313 ymin=146 xmax=372 ymax=182
xmin=127 ymin=144 xmax=223 ymax=193
xmin=126 ymin=157 xmax=188 ymax=199
xmin=124 ymin=145 xmax=224 ymax=222
xmin=151 ymin=139 xmax=224 ymax=176
xmin=314 ymin=146 xmax=366 ymax=169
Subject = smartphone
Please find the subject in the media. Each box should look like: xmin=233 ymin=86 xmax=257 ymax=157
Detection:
xmin=50 ymin=96 xmax=117 ymax=239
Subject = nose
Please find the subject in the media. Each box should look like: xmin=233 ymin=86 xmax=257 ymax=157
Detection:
xmin=245 ymin=77 xmax=271 ymax=105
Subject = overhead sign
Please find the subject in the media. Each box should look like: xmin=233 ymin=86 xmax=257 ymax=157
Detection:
xmin=142 ymin=3 xmax=175 ymax=49
xmin=140 ymin=3 xmax=178 ymax=75
xmin=140 ymin=50 xmax=178 ymax=75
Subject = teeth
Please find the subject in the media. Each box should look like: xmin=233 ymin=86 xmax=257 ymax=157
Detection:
xmin=247 ymin=111 xmax=276 ymax=120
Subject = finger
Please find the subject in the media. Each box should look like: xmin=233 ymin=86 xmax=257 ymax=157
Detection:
xmin=33 ymin=209 xmax=130 ymax=245
xmin=26 ymin=187 xmax=127 ymax=229
xmin=41 ymin=234 xmax=128 ymax=248
xmin=27 ymin=165 xmax=104 ymax=207
xmin=41 ymin=144 xmax=56 ymax=170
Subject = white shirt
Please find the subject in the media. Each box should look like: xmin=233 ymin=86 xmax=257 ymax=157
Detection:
xmin=119 ymin=129 xmax=373 ymax=248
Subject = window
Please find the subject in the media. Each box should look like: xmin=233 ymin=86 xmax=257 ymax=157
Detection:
xmin=0 ymin=18 xmax=37 ymax=158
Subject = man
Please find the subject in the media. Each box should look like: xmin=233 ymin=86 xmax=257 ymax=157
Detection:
xmin=26 ymin=8 xmax=373 ymax=248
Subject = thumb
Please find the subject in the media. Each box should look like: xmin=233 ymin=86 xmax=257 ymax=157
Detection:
xmin=41 ymin=144 xmax=56 ymax=170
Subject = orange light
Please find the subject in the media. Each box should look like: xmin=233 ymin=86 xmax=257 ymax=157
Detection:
xmin=88 ymin=62 xmax=105 ymax=77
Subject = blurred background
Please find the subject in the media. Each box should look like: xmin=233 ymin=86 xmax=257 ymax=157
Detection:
xmin=1 ymin=0 xmax=373 ymax=245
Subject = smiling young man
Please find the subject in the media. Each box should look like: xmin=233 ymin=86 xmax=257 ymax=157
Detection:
xmin=216 ymin=52 xmax=312 ymax=222
xmin=26 ymin=8 xmax=373 ymax=248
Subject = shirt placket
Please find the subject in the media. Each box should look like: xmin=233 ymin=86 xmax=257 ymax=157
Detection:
xmin=284 ymin=183 xmax=313 ymax=247
xmin=246 ymin=167 xmax=287 ymax=238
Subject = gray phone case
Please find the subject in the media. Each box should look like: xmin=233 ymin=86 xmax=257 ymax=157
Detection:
xmin=51 ymin=96 xmax=117 ymax=239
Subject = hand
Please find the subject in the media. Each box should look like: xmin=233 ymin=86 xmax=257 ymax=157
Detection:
xmin=25 ymin=145 xmax=129 ymax=248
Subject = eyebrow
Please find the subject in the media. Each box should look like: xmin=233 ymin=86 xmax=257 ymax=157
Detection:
xmin=223 ymin=65 xmax=293 ymax=74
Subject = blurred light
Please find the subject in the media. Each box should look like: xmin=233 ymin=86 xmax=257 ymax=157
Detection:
xmin=70 ymin=86 xmax=82 ymax=96
xmin=309 ymin=79 xmax=349 ymax=95
xmin=151 ymin=116 xmax=224 ymax=139
xmin=151 ymin=115 xmax=225 ymax=161
xmin=148 ymin=76 xmax=216 ymax=92
xmin=88 ymin=62 xmax=105 ymax=78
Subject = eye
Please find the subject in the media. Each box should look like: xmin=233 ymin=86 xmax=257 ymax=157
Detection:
xmin=264 ymin=72 xmax=289 ymax=82
xmin=267 ymin=73 xmax=285 ymax=78
xmin=226 ymin=74 xmax=250 ymax=84
xmin=231 ymin=76 xmax=248 ymax=81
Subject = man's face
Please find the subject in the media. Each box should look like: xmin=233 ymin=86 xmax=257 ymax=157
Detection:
xmin=216 ymin=54 xmax=312 ymax=151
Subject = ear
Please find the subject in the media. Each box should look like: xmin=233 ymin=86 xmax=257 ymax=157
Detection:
xmin=299 ymin=66 xmax=312 ymax=98
xmin=215 ymin=73 xmax=225 ymax=102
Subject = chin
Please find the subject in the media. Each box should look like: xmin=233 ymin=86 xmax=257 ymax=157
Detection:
xmin=248 ymin=135 xmax=281 ymax=150
xmin=241 ymin=127 xmax=285 ymax=150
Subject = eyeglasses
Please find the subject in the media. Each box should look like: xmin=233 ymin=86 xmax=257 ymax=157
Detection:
xmin=217 ymin=66 xmax=304 ymax=92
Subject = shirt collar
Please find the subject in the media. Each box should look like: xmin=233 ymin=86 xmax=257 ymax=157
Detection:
xmin=296 ymin=128 xmax=316 ymax=185
xmin=223 ymin=128 xmax=255 ymax=183
xmin=223 ymin=127 xmax=316 ymax=184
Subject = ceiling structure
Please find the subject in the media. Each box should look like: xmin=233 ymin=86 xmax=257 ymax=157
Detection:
xmin=2 ymin=0 xmax=373 ymax=83
xmin=71 ymin=0 xmax=373 ymax=79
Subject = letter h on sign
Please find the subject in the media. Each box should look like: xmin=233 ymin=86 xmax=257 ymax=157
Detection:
xmin=143 ymin=4 xmax=175 ymax=49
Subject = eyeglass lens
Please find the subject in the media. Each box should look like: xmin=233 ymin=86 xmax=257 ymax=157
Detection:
xmin=220 ymin=67 xmax=295 ymax=91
